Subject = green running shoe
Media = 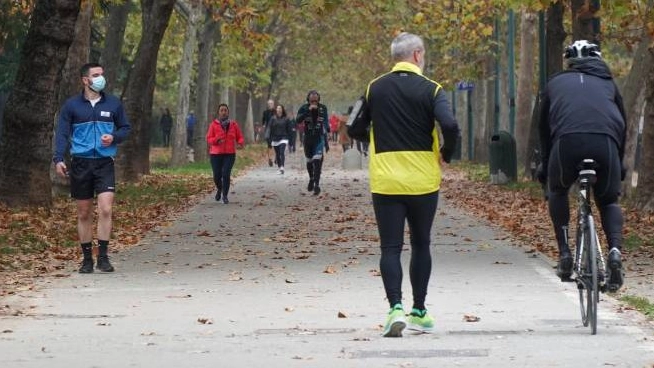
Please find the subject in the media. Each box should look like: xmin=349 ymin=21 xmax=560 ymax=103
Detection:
xmin=407 ymin=308 xmax=434 ymax=332
xmin=382 ymin=304 xmax=406 ymax=337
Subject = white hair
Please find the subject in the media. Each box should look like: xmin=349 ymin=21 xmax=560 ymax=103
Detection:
xmin=390 ymin=32 xmax=424 ymax=61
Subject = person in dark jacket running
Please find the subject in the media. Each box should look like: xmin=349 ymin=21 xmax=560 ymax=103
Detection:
xmin=538 ymin=40 xmax=626 ymax=292
xmin=296 ymin=90 xmax=330 ymax=195
xmin=268 ymin=104 xmax=293 ymax=174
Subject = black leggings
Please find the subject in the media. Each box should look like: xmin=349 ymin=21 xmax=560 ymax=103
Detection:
xmin=210 ymin=153 xmax=236 ymax=197
xmin=372 ymin=191 xmax=439 ymax=310
xmin=274 ymin=143 xmax=286 ymax=168
xmin=547 ymin=133 xmax=623 ymax=251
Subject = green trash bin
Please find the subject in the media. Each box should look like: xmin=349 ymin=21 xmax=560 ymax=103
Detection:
xmin=489 ymin=130 xmax=517 ymax=184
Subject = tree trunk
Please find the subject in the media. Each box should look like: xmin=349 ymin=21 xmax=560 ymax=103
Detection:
xmin=243 ymin=94 xmax=254 ymax=144
xmin=234 ymin=89 xmax=249 ymax=133
xmin=171 ymin=4 xmax=199 ymax=167
xmin=571 ymin=0 xmax=600 ymax=43
xmin=52 ymin=0 xmax=92 ymax=196
xmin=516 ymin=9 xmax=537 ymax=176
xmin=634 ymin=46 xmax=654 ymax=210
xmin=621 ymin=36 xmax=651 ymax=197
xmin=116 ymin=0 xmax=175 ymax=182
xmin=546 ymin=2 xmax=565 ymax=77
xmin=526 ymin=2 xmax=565 ymax=178
xmin=57 ymin=0 xmax=91 ymax=107
xmin=100 ymin=0 xmax=131 ymax=94
xmin=0 ymin=0 xmax=81 ymax=207
xmin=193 ymin=12 xmax=219 ymax=163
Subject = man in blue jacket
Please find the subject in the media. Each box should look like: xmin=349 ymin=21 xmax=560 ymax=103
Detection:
xmin=53 ymin=62 xmax=131 ymax=274
xmin=538 ymin=40 xmax=626 ymax=292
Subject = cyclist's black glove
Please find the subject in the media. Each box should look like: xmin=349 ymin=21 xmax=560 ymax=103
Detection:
xmin=536 ymin=162 xmax=547 ymax=184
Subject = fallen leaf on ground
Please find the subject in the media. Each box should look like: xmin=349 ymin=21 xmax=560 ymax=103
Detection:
xmin=463 ymin=314 xmax=481 ymax=322
xmin=197 ymin=317 xmax=213 ymax=324
xmin=324 ymin=265 xmax=337 ymax=274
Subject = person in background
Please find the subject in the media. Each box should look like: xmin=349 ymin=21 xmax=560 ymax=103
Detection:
xmin=348 ymin=32 xmax=460 ymax=337
xmin=329 ymin=113 xmax=339 ymax=142
xmin=53 ymin=62 xmax=131 ymax=274
xmin=287 ymin=111 xmax=297 ymax=153
xmin=206 ymin=103 xmax=244 ymax=204
xmin=160 ymin=107 xmax=173 ymax=147
xmin=268 ymin=104 xmax=294 ymax=174
xmin=338 ymin=107 xmax=352 ymax=152
xmin=262 ymin=98 xmax=276 ymax=166
xmin=186 ymin=110 xmax=196 ymax=147
xmin=296 ymin=90 xmax=329 ymax=195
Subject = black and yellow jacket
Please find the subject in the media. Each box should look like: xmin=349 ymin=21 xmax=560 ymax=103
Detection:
xmin=357 ymin=62 xmax=459 ymax=195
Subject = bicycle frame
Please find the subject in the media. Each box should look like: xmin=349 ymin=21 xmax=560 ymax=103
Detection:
xmin=573 ymin=159 xmax=607 ymax=335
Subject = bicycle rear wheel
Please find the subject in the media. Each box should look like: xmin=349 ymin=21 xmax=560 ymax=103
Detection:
xmin=587 ymin=216 xmax=599 ymax=334
xmin=577 ymin=218 xmax=599 ymax=334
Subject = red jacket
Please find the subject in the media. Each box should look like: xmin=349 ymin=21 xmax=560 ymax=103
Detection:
xmin=206 ymin=119 xmax=244 ymax=154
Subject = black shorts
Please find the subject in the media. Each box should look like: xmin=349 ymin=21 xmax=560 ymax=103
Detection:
xmin=70 ymin=157 xmax=116 ymax=200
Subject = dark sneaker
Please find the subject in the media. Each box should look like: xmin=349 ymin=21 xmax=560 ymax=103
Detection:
xmin=214 ymin=191 xmax=221 ymax=201
xmin=556 ymin=252 xmax=573 ymax=281
xmin=313 ymin=185 xmax=321 ymax=196
xmin=96 ymin=256 xmax=115 ymax=273
xmin=607 ymin=248 xmax=623 ymax=292
xmin=79 ymin=258 xmax=94 ymax=274
xmin=307 ymin=180 xmax=314 ymax=192
xmin=222 ymin=197 xmax=229 ymax=204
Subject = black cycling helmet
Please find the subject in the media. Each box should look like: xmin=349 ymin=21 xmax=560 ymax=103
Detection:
xmin=564 ymin=40 xmax=601 ymax=59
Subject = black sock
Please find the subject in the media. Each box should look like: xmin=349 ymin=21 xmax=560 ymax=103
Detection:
xmin=98 ymin=240 xmax=109 ymax=257
xmin=81 ymin=242 xmax=93 ymax=260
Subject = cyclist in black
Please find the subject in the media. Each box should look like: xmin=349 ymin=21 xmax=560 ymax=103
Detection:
xmin=538 ymin=40 xmax=626 ymax=292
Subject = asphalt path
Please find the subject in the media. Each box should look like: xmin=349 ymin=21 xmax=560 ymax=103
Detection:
xmin=2 ymin=148 xmax=654 ymax=368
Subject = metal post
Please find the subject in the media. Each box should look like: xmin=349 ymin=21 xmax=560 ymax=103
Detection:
xmin=467 ymin=89 xmax=473 ymax=161
xmin=538 ymin=11 xmax=546 ymax=91
xmin=507 ymin=9 xmax=516 ymax=136
xmin=494 ymin=16 xmax=501 ymax=134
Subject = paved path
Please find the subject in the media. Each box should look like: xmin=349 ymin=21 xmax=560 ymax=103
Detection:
xmin=2 ymin=149 xmax=654 ymax=368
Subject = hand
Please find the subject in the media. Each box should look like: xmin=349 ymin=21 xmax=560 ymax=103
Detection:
xmin=309 ymin=104 xmax=317 ymax=110
xmin=100 ymin=134 xmax=113 ymax=147
xmin=55 ymin=162 xmax=68 ymax=178
xmin=536 ymin=162 xmax=547 ymax=184
xmin=237 ymin=143 xmax=244 ymax=149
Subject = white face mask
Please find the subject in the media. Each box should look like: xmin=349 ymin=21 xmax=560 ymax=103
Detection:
xmin=89 ymin=75 xmax=106 ymax=93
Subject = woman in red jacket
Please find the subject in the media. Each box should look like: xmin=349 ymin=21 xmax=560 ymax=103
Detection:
xmin=206 ymin=103 xmax=244 ymax=203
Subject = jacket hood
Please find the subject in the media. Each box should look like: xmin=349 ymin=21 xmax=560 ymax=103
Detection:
xmin=567 ymin=58 xmax=613 ymax=79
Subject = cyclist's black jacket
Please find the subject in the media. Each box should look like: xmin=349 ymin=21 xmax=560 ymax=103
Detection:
xmin=539 ymin=58 xmax=627 ymax=165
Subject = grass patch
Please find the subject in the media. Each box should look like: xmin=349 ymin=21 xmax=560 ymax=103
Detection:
xmin=452 ymin=161 xmax=490 ymax=182
xmin=623 ymin=234 xmax=646 ymax=252
xmin=620 ymin=295 xmax=654 ymax=318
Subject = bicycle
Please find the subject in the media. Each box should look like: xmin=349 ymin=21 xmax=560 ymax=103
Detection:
xmin=571 ymin=158 xmax=608 ymax=335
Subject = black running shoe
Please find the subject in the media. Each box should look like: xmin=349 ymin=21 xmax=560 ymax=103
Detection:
xmin=307 ymin=180 xmax=314 ymax=192
xmin=214 ymin=191 xmax=221 ymax=201
xmin=313 ymin=185 xmax=321 ymax=196
xmin=607 ymin=248 xmax=623 ymax=292
xmin=556 ymin=252 xmax=573 ymax=282
xmin=96 ymin=256 xmax=115 ymax=273
xmin=79 ymin=258 xmax=94 ymax=274
xmin=222 ymin=197 xmax=229 ymax=204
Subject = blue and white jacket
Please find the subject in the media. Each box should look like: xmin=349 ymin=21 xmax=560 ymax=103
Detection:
xmin=53 ymin=92 xmax=131 ymax=164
